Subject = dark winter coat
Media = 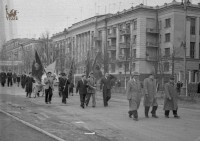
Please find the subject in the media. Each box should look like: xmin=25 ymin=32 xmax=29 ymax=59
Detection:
xmin=63 ymin=79 xmax=70 ymax=98
xmin=0 ymin=72 xmax=7 ymax=83
xmin=25 ymin=76 xmax=35 ymax=93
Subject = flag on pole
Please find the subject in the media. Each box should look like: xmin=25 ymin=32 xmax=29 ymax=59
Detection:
xmin=85 ymin=51 xmax=91 ymax=77
xmin=45 ymin=61 xmax=56 ymax=73
xmin=32 ymin=50 xmax=44 ymax=82
xmin=68 ymin=58 xmax=75 ymax=82
xmin=92 ymin=52 xmax=103 ymax=80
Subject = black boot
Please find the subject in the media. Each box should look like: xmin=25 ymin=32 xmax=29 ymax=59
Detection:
xmin=151 ymin=106 xmax=159 ymax=118
xmin=133 ymin=110 xmax=138 ymax=121
xmin=128 ymin=111 xmax=133 ymax=118
xmin=145 ymin=106 xmax=150 ymax=118
xmin=173 ymin=110 xmax=180 ymax=119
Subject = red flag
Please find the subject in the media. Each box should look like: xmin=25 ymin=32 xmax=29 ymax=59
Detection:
xmin=68 ymin=58 xmax=75 ymax=82
xmin=92 ymin=52 xmax=103 ymax=80
xmin=85 ymin=51 xmax=91 ymax=77
xmin=32 ymin=50 xmax=44 ymax=82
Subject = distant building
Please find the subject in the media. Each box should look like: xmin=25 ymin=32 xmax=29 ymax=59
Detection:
xmin=2 ymin=38 xmax=44 ymax=73
xmin=51 ymin=1 xmax=200 ymax=82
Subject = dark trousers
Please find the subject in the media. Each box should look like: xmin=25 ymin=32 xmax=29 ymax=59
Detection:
xmin=45 ymin=87 xmax=53 ymax=103
xmin=1 ymin=82 xmax=5 ymax=87
xmin=103 ymin=89 xmax=111 ymax=106
xmin=165 ymin=110 xmax=178 ymax=116
xmin=80 ymin=93 xmax=86 ymax=107
xmin=7 ymin=79 xmax=12 ymax=87
xmin=62 ymin=91 xmax=67 ymax=103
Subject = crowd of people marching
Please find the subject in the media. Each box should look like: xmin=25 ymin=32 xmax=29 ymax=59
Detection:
xmin=0 ymin=70 xmax=183 ymax=121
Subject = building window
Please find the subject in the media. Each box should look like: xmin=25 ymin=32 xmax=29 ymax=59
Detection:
xmin=165 ymin=48 xmax=170 ymax=57
xmin=118 ymin=62 xmax=122 ymax=68
xmin=125 ymin=63 xmax=129 ymax=71
xmin=159 ymin=20 xmax=162 ymax=29
xmin=133 ymin=35 xmax=137 ymax=44
xmin=190 ymin=18 xmax=196 ymax=35
xmin=164 ymin=62 xmax=169 ymax=72
xmin=199 ymin=43 xmax=200 ymax=59
xmin=132 ymin=63 xmax=135 ymax=71
xmin=133 ymin=20 xmax=137 ymax=30
xmin=111 ymin=64 xmax=115 ymax=73
xmin=165 ymin=18 xmax=171 ymax=28
xmin=133 ymin=49 xmax=136 ymax=58
xmin=165 ymin=33 xmax=170 ymax=42
xmin=190 ymin=42 xmax=195 ymax=58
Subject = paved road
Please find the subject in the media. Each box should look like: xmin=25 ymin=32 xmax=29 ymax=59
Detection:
xmin=0 ymin=112 xmax=57 ymax=141
xmin=0 ymin=84 xmax=200 ymax=141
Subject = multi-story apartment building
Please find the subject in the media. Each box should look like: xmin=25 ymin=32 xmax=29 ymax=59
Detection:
xmin=2 ymin=38 xmax=44 ymax=73
xmin=51 ymin=1 xmax=200 ymax=82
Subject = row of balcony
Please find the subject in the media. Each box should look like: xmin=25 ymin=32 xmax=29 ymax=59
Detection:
xmin=107 ymin=55 xmax=160 ymax=63
xmin=95 ymin=28 xmax=158 ymax=41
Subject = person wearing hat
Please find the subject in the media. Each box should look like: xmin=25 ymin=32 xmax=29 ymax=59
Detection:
xmin=164 ymin=76 xmax=180 ymax=118
xmin=126 ymin=72 xmax=142 ymax=121
xmin=76 ymin=74 xmax=88 ymax=108
xmin=143 ymin=71 xmax=159 ymax=118
xmin=85 ymin=71 xmax=97 ymax=107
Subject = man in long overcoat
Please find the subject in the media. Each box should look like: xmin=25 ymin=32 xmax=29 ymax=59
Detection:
xmin=25 ymin=72 xmax=35 ymax=98
xmin=76 ymin=74 xmax=88 ymax=109
xmin=143 ymin=72 xmax=158 ymax=118
xmin=62 ymin=73 xmax=70 ymax=104
xmin=164 ymin=77 xmax=180 ymax=118
xmin=44 ymin=72 xmax=54 ymax=104
xmin=100 ymin=73 xmax=113 ymax=107
xmin=0 ymin=71 xmax=7 ymax=87
xmin=126 ymin=72 xmax=142 ymax=121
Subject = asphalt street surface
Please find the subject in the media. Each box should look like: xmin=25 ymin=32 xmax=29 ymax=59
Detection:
xmin=0 ymin=84 xmax=200 ymax=141
xmin=0 ymin=112 xmax=57 ymax=141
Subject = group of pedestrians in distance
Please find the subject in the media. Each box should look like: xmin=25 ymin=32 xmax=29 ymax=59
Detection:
xmin=126 ymin=72 xmax=180 ymax=121
xmin=0 ymin=70 xmax=23 ymax=87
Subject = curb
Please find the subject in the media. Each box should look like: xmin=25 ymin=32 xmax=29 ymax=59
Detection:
xmin=0 ymin=109 xmax=66 ymax=141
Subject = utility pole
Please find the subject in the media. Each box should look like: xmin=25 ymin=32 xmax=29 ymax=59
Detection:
xmin=181 ymin=0 xmax=190 ymax=96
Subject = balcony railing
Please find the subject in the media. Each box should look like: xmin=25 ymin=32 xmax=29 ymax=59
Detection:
xmin=146 ymin=42 xmax=159 ymax=47
xmin=108 ymin=32 xmax=117 ymax=39
xmin=107 ymin=45 xmax=116 ymax=51
xmin=94 ymin=35 xmax=102 ymax=41
xmin=109 ymin=57 xmax=117 ymax=63
xmin=120 ymin=29 xmax=130 ymax=36
xmin=146 ymin=56 xmax=158 ymax=61
xmin=118 ymin=54 xmax=130 ymax=61
xmin=119 ymin=43 xmax=130 ymax=49
xmin=146 ymin=28 xmax=159 ymax=34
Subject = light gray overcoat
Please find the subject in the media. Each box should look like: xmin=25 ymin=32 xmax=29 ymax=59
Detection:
xmin=126 ymin=79 xmax=142 ymax=111
xmin=143 ymin=77 xmax=158 ymax=106
xmin=164 ymin=82 xmax=178 ymax=110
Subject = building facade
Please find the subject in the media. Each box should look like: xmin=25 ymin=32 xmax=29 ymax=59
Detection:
xmin=51 ymin=1 xmax=200 ymax=82
xmin=2 ymin=38 xmax=44 ymax=73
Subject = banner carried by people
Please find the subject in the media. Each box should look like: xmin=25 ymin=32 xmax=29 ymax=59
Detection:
xmin=32 ymin=50 xmax=44 ymax=82
xmin=92 ymin=52 xmax=103 ymax=80
xmin=45 ymin=61 xmax=56 ymax=74
xmin=85 ymin=51 xmax=92 ymax=78
xmin=68 ymin=58 xmax=75 ymax=82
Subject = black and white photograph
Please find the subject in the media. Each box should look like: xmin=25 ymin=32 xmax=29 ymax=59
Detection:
xmin=0 ymin=0 xmax=200 ymax=141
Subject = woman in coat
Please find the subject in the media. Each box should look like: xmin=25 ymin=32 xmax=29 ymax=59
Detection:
xmin=126 ymin=72 xmax=142 ymax=121
xmin=25 ymin=72 xmax=35 ymax=98
xmin=164 ymin=77 xmax=180 ymax=118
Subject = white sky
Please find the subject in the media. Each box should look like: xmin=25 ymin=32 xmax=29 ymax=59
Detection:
xmin=12 ymin=0 xmax=199 ymax=38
